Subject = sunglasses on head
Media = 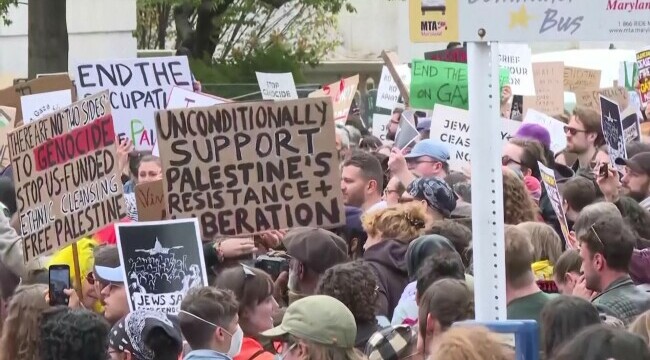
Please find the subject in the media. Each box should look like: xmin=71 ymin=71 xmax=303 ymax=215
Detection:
xmin=563 ymin=126 xmax=587 ymax=136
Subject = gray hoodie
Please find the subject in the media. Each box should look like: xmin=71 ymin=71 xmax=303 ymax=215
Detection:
xmin=0 ymin=212 xmax=43 ymax=293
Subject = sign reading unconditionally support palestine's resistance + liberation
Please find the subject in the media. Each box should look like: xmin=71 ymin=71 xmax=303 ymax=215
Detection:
xmin=8 ymin=91 xmax=127 ymax=262
xmin=155 ymin=98 xmax=345 ymax=239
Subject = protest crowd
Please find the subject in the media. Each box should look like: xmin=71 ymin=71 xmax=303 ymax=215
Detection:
xmin=3 ymin=39 xmax=650 ymax=360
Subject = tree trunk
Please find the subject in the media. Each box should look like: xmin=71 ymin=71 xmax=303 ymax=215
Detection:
xmin=28 ymin=0 xmax=68 ymax=78
xmin=156 ymin=3 xmax=171 ymax=50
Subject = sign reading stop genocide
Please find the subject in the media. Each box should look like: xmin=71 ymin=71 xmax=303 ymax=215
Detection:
xmin=458 ymin=0 xmax=650 ymax=42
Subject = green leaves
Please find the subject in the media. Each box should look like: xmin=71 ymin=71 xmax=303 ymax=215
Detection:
xmin=0 ymin=0 xmax=19 ymax=26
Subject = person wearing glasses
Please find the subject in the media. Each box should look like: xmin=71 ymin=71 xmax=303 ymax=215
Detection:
xmin=46 ymin=238 xmax=104 ymax=313
xmin=572 ymin=202 xmax=650 ymax=325
xmin=93 ymin=245 xmax=130 ymax=325
xmin=565 ymin=107 xmax=604 ymax=172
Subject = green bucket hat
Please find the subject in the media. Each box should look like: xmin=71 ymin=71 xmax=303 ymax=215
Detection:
xmin=261 ymin=295 xmax=357 ymax=348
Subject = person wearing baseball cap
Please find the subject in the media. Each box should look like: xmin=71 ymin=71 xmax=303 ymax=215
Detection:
xmin=282 ymin=228 xmax=348 ymax=303
xmin=261 ymin=295 xmax=365 ymax=360
xmin=406 ymin=177 xmax=457 ymax=227
xmin=616 ymin=152 xmax=650 ymax=211
xmin=404 ymin=139 xmax=450 ymax=180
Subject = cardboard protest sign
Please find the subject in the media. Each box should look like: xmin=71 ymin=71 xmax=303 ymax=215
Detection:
xmin=0 ymin=74 xmax=75 ymax=127
xmin=372 ymin=114 xmax=391 ymax=142
xmin=424 ymin=47 xmax=467 ymax=63
xmin=523 ymin=62 xmax=564 ymax=117
xmin=135 ymin=180 xmax=165 ymax=222
xmin=600 ymin=96 xmax=627 ymax=166
xmin=0 ymin=106 xmax=15 ymax=167
xmin=21 ymin=90 xmax=72 ymax=124
xmin=637 ymin=48 xmax=650 ymax=106
xmin=498 ymin=43 xmax=535 ymax=96
xmin=166 ymin=86 xmax=229 ymax=109
xmin=563 ymin=67 xmax=601 ymax=93
xmin=116 ymin=219 xmax=208 ymax=314
xmin=430 ymin=104 xmax=520 ymax=170
xmin=576 ymin=87 xmax=629 ymax=114
xmin=255 ymin=72 xmax=299 ymax=101
xmin=394 ymin=110 xmax=420 ymax=150
xmin=8 ymin=91 xmax=127 ymax=262
xmin=155 ymin=98 xmax=345 ymax=239
xmin=523 ymin=109 xmax=568 ymax=154
xmin=75 ymin=56 xmax=193 ymax=151
xmin=620 ymin=61 xmax=639 ymax=91
xmin=376 ymin=66 xmax=411 ymax=110
xmin=538 ymin=162 xmax=572 ymax=249
xmin=152 ymin=87 xmax=230 ymax=157
xmin=309 ymin=75 xmax=359 ymax=122
xmin=410 ymin=60 xmax=509 ymax=110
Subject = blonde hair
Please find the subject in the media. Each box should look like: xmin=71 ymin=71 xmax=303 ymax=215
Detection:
xmin=362 ymin=203 xmax=426 ymax=243
xmin=628 ymin=310 xmax=650 ymax=344
xmin=0 ymin=284 xmax=49 ymax=360
xmin=430 ymin=326 xmax=514 ymax=360
xmin=47 ymin=238 xmax=102 ymax=313
xmin=502 ymin=168 xmax=538 ymax=225
xmin=515 ymin=222 xmax=562 ymax=264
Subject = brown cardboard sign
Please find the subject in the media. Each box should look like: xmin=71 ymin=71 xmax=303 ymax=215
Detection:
xmin=0 ymin=74 xmax=76 ymax=127
xmin=0 ymin=106 xmax=16 ymax=167
xmin=8 ymin=91 xmax=127 ymax=262
xmin=563 ymin=67 xmax=601 ymax=92
xmin=523 ymin=62 xmax=565 ymax=117
xmin=382 ymin=51 xmax=411 ymax=106
xmin=135 ymin=180 xmax=166 ymax=222
xmin=155 ymin=97 xmax=345 ymax=239
xmin=575 ymin=86 xmax=629 ymax=113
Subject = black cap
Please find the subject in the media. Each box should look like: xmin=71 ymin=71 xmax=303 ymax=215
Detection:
xmin=282 ymin=227 xmax=348 ymax=273
xmin=615 ymin=152 xmax=650 ymax=175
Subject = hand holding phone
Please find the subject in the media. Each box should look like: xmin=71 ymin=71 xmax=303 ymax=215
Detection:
xmin=599 ymin=163 xmax=609 ymax=178
xmin=49 ymin=265 xmax=71 ymax=306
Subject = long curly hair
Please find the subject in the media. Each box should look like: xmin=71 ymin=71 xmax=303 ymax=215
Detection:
xmin=316 ymin=261 xmax=378 ymax=322
xmin=361 ymin=202 xmax=427 ymax=243
xmin=430 ymin=326 xmax=513 ymax=360
xmin=502 ymin=167 xmax=538 ymax=225
xmin=0 ymin=284 xmax=49 ymax=360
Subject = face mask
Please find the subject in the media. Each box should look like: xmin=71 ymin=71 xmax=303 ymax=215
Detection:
xmin=275 ymin=343 xmax=297 ymax=360
xmin=225 ymin=324 xmax=243 ymax=357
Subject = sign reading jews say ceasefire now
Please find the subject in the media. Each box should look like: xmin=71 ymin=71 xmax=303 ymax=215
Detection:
xmin=8 ymin=91 xmax=127 ymax=262
xmin=410 ymin=60 xmax=509 ymax=110
xmin=154 ymin=97 xmax=345 ymax=239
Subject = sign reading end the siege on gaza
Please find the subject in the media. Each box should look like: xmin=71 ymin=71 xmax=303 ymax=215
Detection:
xmin=8 ymin=91 xmax=127 ymax=263
xmin=155 ymin=97 xmax=345 ymax=239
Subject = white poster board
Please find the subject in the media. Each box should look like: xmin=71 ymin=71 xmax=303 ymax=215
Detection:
xmin=459 ymin=2 xmax=650 ymax=42
xmin=20 ymin=90 xmax=72 ymax=124
xmin=166 ymin=86 xmax=229 ymax=109
xmin=372 ymin=114 xmax=391 ymax=142
xmin=255 ymin=72 xmax=299 ymax=101
xmin=523 ymin=109 xmax=568 ymax=154
xmin=376 ymin=64 xmax=411 ymax=110
xmin=498 ymin=43 xmax=535 ymax=96
xmin=75 ymin=56 xmax=193 ymax=151
xmin=430 ymin=104 xmax=521 ymax=170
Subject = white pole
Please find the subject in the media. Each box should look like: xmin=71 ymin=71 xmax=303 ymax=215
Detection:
xmin=467 ymin=41 xmax=507 ymax=321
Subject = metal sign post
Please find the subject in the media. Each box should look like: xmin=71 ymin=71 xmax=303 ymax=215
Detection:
xmin=467 ymin=41 xmax=507 ymax=321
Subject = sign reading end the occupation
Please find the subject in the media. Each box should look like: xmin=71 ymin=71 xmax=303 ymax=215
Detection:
xmin=8 ymin=90 xmax=127 ymax=263
xmin=155 ymin=97 xmax=345 ymax=239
